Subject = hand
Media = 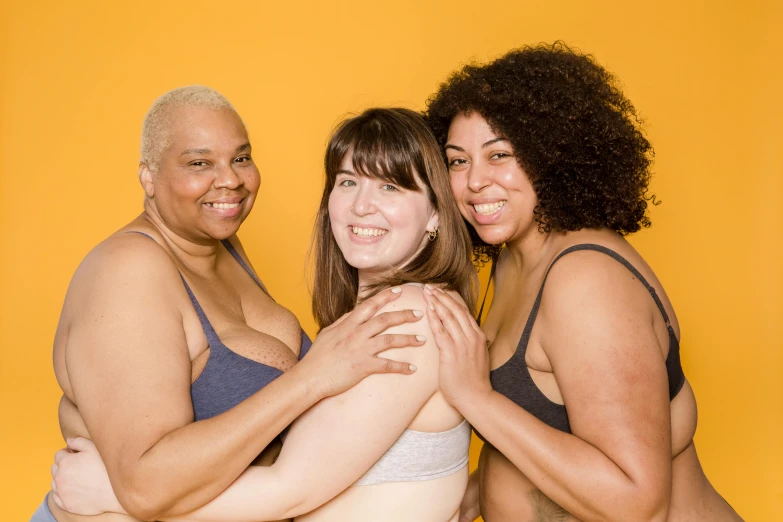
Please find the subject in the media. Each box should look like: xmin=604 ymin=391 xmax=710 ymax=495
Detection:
xmin=51 ymin=437 xmax=125 ymax=516
xmin=423 ymin=285 xmax=492 ymax=409
xmin=302 ymin=286 xmax=426 ymax=398
xmin=459 ymin=470 xmax=481 ymax=522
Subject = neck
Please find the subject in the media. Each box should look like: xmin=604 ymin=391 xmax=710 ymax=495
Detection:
xmin=141 ymin=199 xmax=222 ymax=271
xmin=503 ymin=227 xmax=564 ymax=277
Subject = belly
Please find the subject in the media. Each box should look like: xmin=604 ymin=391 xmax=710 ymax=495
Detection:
xmin=478 ymin=443 xmax=741 ymax=522
xmin=296 ymin=468 xmax=468 ymax=522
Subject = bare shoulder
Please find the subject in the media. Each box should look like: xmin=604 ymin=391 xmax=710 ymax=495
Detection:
xmin=67 ymin=232 xmax=183 ymax=307
xmin=377 ymin=284 xmax=428 ymax=317
xmin=542 ymin=247 xmax=652 ymax=315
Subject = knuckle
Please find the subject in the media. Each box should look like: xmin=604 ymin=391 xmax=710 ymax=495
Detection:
xmin=376 ymin=312 xmax=390 ymax=325
xmin=383 ymin=334 xmax=394 ymax=346
xmin=381 ymin=359 xmax=394 ymax=372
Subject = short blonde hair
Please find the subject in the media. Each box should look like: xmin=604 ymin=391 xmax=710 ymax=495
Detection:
xmin=140 ymin=85 xmax=238 ymax=170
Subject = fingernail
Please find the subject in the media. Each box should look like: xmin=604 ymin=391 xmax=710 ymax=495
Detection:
xmin=412 ymin=309 xmax=424 ymax=317
xmin=416 ymin=335 xmax=426 ymax=341
xmin=391 ymin=287 xmax=402 ymax=293
xmin=423 ymin=287 xmax=433 ymax=295
xmin=409 ymin=364 xmax=417 ymax=371
xmin=429 ymin=302 xmax=435 ymax=310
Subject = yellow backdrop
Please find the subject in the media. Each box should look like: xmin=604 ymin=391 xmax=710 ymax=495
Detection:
xmin=2 ymin=0 xmax=780 ymax=519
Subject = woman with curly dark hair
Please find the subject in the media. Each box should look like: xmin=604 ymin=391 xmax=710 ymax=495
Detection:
xmin=422 ymin=43 xmax=742 ymax=522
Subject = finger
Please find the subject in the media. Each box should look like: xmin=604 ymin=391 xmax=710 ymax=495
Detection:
xmin=67 ymin=437 xmax=94 ymax=452
xmin=371 ymin=357 xmax=417 ymax=375
xmin=428 ymin=294 xmax=468 ymax=350
xmin=361 ymin=309 xmax=424 ymax=337
xmin=429 ymin=289 xmax=476 ymax=336
xmin=346 ymin=287 xmax=403 ymax=326
xmin=368 ymin=333 xmax=426 ymax=355
xmin=428 ymin=284 xmax=472 ymax=313
xmin=51 ymin=463 xmax=58 ymax=479
xmin=54 ymin=449 xmax=70 ymax=465
xmin=51 ymin=478 xmax=57 ymax=493
xmin=52 ymin=492 xmax=65 ymax=510
xmin=426 ymin=304 xmax=455 ymax=354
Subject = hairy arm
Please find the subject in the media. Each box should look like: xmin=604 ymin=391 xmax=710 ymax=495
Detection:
xmin=167 ymin=286 xmax=441 ymax=522
xmin=431 ymin=253 xmax=673 ymax=522
xmin=64 ymin=237 xmax=323 ymax=520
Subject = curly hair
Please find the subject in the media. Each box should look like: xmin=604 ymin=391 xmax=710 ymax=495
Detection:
xmin=425 ymin=42 xmax=656 ymax=263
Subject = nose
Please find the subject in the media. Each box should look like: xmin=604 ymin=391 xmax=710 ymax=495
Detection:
xmin=214 ymin=162 xmax=243 ymax=190
xmin=467 ymin=162 xmax=492 ymax=193
xmin=351 ymin=184 xmax=376 ymax=216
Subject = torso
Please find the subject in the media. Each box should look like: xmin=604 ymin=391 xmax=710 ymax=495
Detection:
xmin=50 ymin=217 xmax=305 ymax=522
xmin=295 ymin=286 xmax=469 ymax=522
xmin=476 ymin=229 xmax=741 ymax=522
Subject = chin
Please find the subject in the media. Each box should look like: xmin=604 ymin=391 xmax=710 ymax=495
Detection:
xmin=475 ymin=226 xmax=514 ymax=246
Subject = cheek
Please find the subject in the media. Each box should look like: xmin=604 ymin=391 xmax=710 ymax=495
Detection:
xmin=327 ymin=191 xmax=344 ymax=227
xmin=244 ymin=169 xmax=261 ymax=193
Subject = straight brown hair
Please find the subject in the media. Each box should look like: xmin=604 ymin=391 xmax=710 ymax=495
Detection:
xmin=311 ymin=108 xmax=477 ymax=330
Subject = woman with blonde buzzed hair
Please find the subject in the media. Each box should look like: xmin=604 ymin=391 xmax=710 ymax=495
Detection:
xmin=34 ymin=86 xmax=426 ymax=522
xmin=50 ymin=106 xmax=479 ymax=522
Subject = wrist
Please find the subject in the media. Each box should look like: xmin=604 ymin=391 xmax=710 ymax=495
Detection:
xmin=286 ymin=358 xmax=329 ymax=402
xmin=453 ymin=387 xmax=494 ymax=420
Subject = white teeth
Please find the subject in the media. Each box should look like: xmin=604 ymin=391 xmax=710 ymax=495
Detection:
xmin=351 ymin=226 xmax=387 ymax=237
xmin=208 ymin=202 xmax=240 ymax=209
xmin=473 ymin=201 xmax=506 ymax=215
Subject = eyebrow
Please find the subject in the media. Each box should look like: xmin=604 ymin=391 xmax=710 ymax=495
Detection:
xmin=335 ymin=169 xmax=355 ymax=176
xmin=444 ymin=137 xmax=510 ymax=152
xmin=180 ymin=143 xmax=251 ymax=156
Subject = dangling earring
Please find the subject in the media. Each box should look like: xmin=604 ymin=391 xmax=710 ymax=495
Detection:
xmin=428 ymin=228 xmax=439 ymax=242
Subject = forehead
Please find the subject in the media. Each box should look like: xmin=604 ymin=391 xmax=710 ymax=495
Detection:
xmin=167 ymin=106 xmax=248 ymax=149
xmin=446 ymin=112 xmax=499 ymax=146
xmin=337 ymin=150 xmax=427 ymax=191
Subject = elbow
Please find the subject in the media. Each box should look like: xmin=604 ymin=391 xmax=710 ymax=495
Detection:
xmin=278 ymin=494 xmax=309 ymax=519
xmin=602 ymin=486 xmax=670 ymax=522
xmin=116 ymin=481 xmax=175 ymax=522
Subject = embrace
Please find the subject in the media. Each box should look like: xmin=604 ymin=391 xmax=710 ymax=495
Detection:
xmin=35 ymin=43 xmax=742 ymax=522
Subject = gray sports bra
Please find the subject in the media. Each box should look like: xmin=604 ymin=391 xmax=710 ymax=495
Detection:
xmin=354 ymin=419 xmax=471 ymax=486
xmin=353 ymin=283 xmax=471 ymax=486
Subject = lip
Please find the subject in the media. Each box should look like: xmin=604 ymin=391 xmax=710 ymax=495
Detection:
xmin=468 ymin=200 xmax=506 ymax=225
xmin=203 ymin=196 xmax=246 ymax=218
xmin=347 ymin=224 xmax=388 ymax=244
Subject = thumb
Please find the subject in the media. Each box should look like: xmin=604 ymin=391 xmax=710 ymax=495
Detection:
xmin=66 ymin=437 xmax=96 ymax=453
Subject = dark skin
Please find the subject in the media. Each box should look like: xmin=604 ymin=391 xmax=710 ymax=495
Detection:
xmin=422 ymin=112 xmax=742 ymax=522
xmin=48 ymin=105 xmax=425 ymax=522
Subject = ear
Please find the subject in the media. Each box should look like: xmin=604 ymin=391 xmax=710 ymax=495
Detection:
xmin=426 ymin=209 xmax=440 ymax=233
xmin=139 ymin=162 xmax=155 ymax=198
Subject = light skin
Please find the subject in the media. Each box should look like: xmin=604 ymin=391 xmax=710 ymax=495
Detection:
xmin=423 ymin=112 xmax=742 ymax=522
xmin=47 ymin=105 xmax=427 ymax=522
xmin=51 ymin=150 xmax=469 ymax=522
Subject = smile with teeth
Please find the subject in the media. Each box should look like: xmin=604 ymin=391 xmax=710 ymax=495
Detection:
xmin=351 ymin=226 xmax=387 ymax=237
xmin=473 ymin=201 xmax=506 ymax=215
xmin=206 ymin=202 xmax=241 ymax=209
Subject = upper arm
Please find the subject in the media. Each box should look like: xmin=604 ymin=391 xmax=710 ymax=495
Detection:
xmin=539 ymin=253 xmax=671 ymax=487
xmin=272 ymin=285 xmax=440 ymax=512
xmin=65 ymin=238 xmax=194 ymax=486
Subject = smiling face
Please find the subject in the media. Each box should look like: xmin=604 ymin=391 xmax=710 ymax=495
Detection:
xmin=328 ymin=151 xmax=439 ymax=280
xmin=445 ymin=112 xmax=539 ymax=246
xmin=140 ymin=105 xmax=260 ymax=243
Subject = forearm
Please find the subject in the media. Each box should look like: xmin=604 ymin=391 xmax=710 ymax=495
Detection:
xmin=117 ymin=364 xmax=322 ymax=520
xmin=461 ymin=391 xmax=667 ymax=522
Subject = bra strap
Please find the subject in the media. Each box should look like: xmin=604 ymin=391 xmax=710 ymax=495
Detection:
xmin=522 ymin=243 xmax=672 ymax=343
xmin=221 ymin=239 xmax=272 ymax=297
xmin=125 ymin=230 xmax=220 ymax=341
